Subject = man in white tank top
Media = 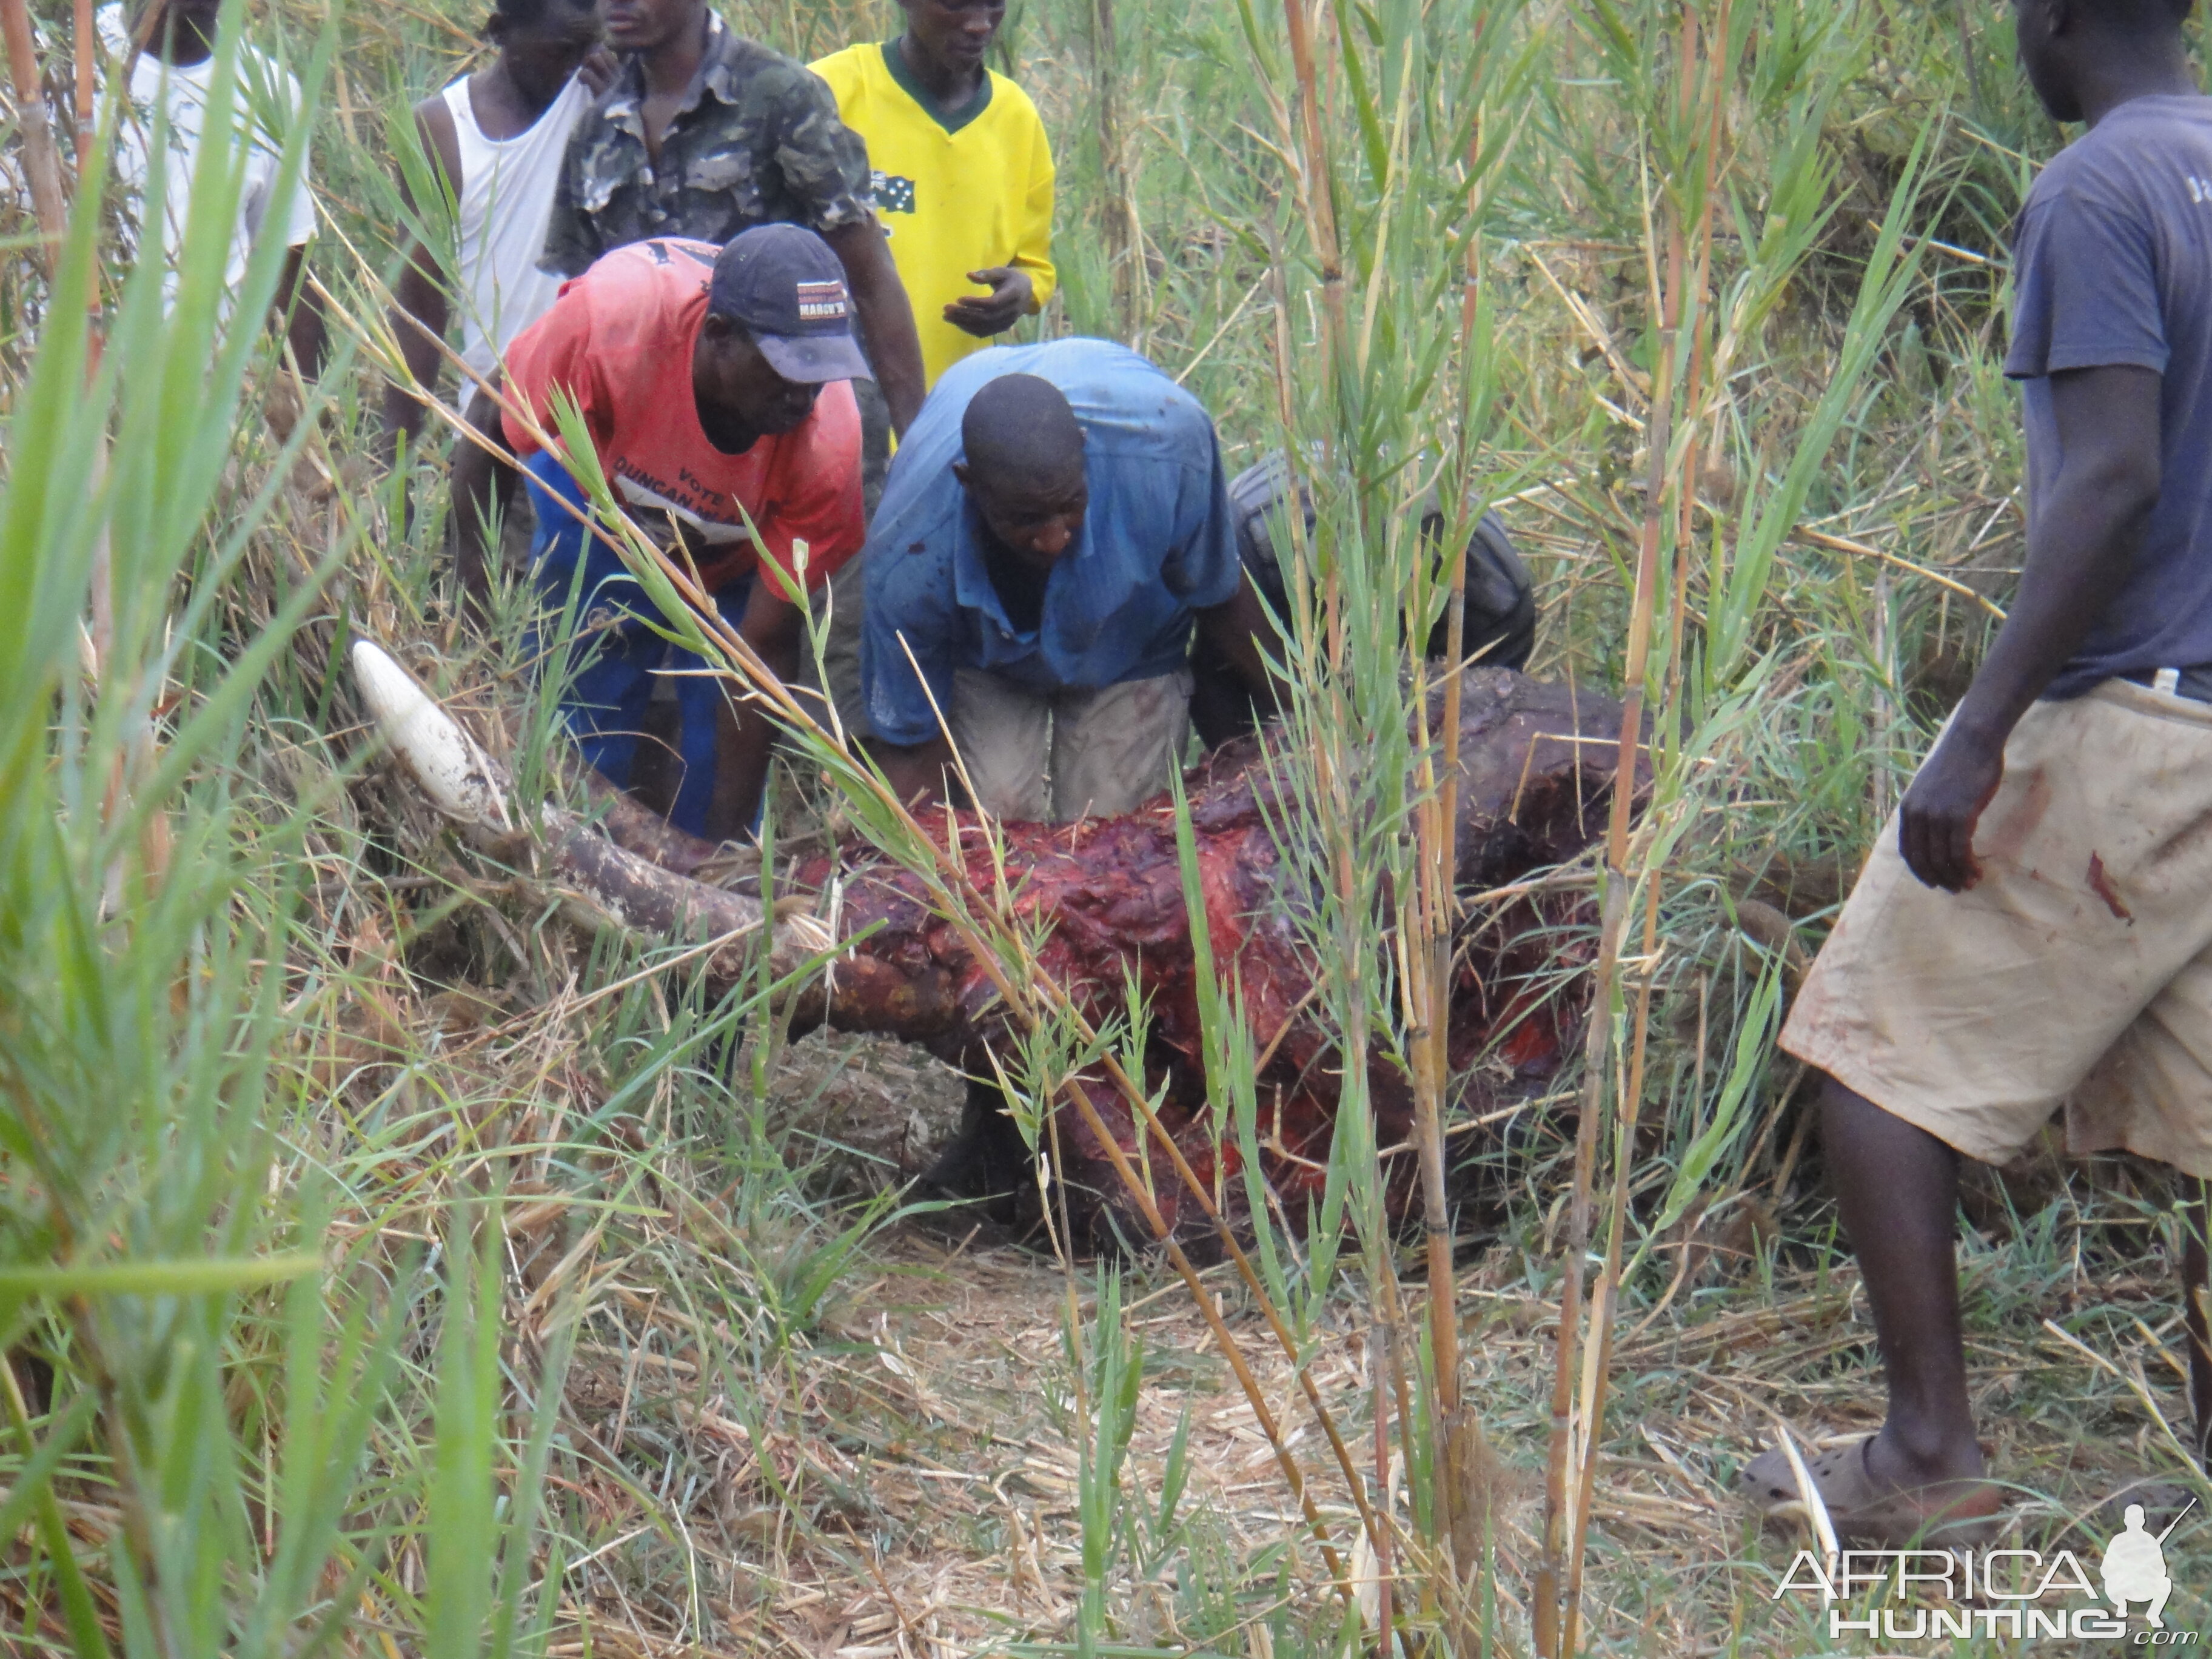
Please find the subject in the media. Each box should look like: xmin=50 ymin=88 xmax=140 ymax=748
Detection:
xmin=382 ymin=0 xmax=611 ymax=555
xmin=98 ymin=0 xmax=325 ymax=367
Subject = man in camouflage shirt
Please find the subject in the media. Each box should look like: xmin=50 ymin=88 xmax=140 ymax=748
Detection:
xmin=540 ymin=0 xmax=925 ymax=435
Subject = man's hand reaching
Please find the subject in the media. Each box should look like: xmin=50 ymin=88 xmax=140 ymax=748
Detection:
xmin=577 ymin=45 xmax=618 ymax=96
xmin=1897 ymin=722 xmax=2005 ymax=893
xmin=945 ymin=267 xmax=1034 ymax=339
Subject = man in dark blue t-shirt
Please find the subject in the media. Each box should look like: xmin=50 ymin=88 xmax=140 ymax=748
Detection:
xmin=1746 ymin=0 xmax=2212 ymax=1543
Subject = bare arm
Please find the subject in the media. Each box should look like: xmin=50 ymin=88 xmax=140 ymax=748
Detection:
xmin=708 ymin=578 xmax=808 ymax=839
xmin=275 ymin=245 xmax=326 ymax=380
xmin=382 ymin=101 xmax=461 ymax=458
xmin=825 ymin=219 xmax=925 ymax=438
xmin=870 ymin=733 xmax=956 ymax=811
xmin=455 ymin=381 xmax=518 ymax=614
xmin=1899 ymin=363 xmax=2162 ymax=892
xmin=1195 ymin=570 xmax=1282 ymax=709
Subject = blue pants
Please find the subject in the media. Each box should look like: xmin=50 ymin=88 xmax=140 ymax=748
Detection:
xmin=523 ymin=452 xmax=752 ymax=837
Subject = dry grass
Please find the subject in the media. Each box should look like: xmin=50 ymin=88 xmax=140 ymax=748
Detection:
xmin=483 ymin=1037 xmax=2212 ymax=1655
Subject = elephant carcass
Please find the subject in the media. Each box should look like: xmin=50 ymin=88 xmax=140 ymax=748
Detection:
xmin=358 ymin=642 xmax=1635 ymax=1250
xmin=613 ymin=669 xmax=1635 ymax=1249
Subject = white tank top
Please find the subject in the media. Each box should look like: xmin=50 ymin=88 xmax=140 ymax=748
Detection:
xmin=442 ymin=73 xmax=591 ymax=376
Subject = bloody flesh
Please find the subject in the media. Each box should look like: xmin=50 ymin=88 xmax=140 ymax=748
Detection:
xmin=604 ymin=669 xmax=1638 ymax=1250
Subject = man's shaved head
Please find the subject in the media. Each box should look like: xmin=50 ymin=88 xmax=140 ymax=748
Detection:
xmin=962 ymin=375 xmax=1086 ymax=494
xmin=955 ymin=375 xmax=1090 ymax=567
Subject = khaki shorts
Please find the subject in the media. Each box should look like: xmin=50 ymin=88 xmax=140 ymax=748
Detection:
xmin=949 ymin=666 xmax=1192 ymax=824
xmin=1781 ymin=679 xmax=2212 ymax=1176
xmin=816 ymin=552 xmax=870 ymax=740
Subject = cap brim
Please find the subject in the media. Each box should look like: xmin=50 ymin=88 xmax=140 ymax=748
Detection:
xmin=756 ymin=332 xmax=874 ymax=384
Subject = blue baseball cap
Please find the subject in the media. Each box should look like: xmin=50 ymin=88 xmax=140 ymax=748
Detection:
xmin=708 ymin=223 xmax=874 ymax=384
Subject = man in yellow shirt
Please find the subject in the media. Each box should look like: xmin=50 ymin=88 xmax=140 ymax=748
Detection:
xmin=811 ymin=0 xmax=1056 ymax=736
xmin=812 ymin=0 xmax=1055 ymax=388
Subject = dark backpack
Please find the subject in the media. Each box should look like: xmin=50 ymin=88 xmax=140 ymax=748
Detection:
xmin=1190 ymin=452 xmax=1537 ymax=748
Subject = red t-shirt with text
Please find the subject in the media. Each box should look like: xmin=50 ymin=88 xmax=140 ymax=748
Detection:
xmin=501 ymin=237 xmax=862 ymax=592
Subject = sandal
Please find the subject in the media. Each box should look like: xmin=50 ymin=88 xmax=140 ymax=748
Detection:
xmin=1737 ymin=1435 xmax=2006 ymax=1547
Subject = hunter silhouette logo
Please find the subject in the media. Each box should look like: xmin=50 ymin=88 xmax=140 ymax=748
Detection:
xmin=2103 ymin=1501 xmax=2188 ymax=1629
xmin=1773 ymin=1496 xmax=2200 ymax=1643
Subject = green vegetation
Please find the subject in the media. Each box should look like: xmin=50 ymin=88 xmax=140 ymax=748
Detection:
xmin=3 ymin=0 xmax=2210 ymax=1653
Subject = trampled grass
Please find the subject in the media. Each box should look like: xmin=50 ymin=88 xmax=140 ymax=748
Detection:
xmin=3 ymin=0 xmax=2208 ymax=1652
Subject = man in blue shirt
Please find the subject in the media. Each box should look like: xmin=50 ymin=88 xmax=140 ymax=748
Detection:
xmin=861 ymin=337 xmax=1273 ymax=820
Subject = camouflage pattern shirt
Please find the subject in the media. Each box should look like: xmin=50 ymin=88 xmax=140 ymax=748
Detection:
xmin=539 ymin=13 xmax=874 ymax=278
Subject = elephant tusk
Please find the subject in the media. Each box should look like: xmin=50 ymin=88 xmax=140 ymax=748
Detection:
xmin=350 ymin=638 xmax=515 ymax=833
xmin=350 ymin=636 xmax=831 ymax=973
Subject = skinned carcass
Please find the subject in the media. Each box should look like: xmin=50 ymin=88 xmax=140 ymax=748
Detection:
xmin=356 ymin=643 xmax=1637 ymax=1251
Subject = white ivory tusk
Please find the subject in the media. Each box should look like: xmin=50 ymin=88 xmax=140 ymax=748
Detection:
xmin=351 ymin=639 xmax=515 ymax=833
xmin=350 ymin=635 xmax=834 ymax=976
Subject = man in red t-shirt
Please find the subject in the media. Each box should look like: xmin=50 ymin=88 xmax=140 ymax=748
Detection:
xmin=498 ymin=224 xmax=866 ymax=838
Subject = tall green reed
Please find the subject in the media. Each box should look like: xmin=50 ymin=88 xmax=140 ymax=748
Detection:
xmin=1518 ymin=4 xmax=1950 ymax=1651
xmin=0 ymin=16 xmax=581 ymax=1651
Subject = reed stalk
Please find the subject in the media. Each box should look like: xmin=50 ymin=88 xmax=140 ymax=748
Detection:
xmin=1561 ymin=6 xmax=1739 ymax=1647
xmin=1533 ymin=35 xmax=1693 ymax=1658
xmin=72 ymin=0 xmax=92 ymax=174
xmin=1278 ymin=0 xmax=1342 ymax=398
xmin=1088 ymin=0 xmax=1138 ymax=340
xmin=1415 ymin=100 xmax=1494 ymax=1646
xmin=1533 ymin=253 xmax=1674 ymax=1659
xmin=1 ymin=0 xmax=70 ymax=266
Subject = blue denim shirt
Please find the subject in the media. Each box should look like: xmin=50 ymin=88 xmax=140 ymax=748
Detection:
xmin=861 ymin=338 xmax=1239 ymax=748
